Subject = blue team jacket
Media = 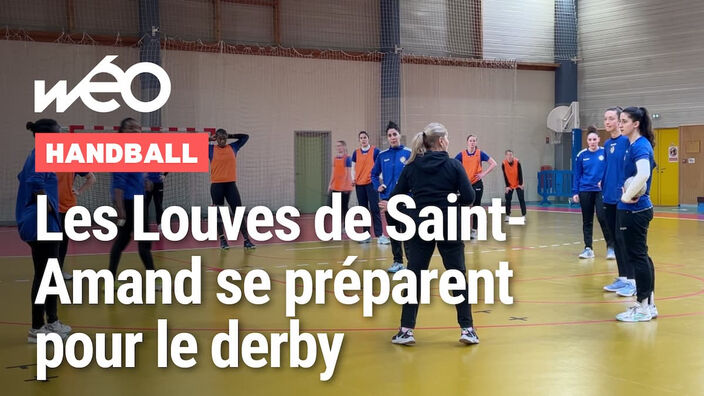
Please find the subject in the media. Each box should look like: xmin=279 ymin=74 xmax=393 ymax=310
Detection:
xmin=572 ymin=147 xmax=606 ymax=194
xmin=371 ymin=145 xmax=411 ymax=200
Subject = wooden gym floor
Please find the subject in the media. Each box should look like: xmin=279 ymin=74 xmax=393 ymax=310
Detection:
xmin=0 ymin=207 xmax=703 ymax=395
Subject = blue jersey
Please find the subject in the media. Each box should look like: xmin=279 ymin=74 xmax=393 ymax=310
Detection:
xmin=112 ymin=172 xmax=145 ymax=200
xmin=16 ymin=149 xmax=61 ymax=242
xmin=371 ymin=145 xmax=411 ymax=200
xmin=572 ymin=147 xmax=605 ymax=194
xmin=618 ymin=136 xmax=655 ymax=211
xmin=602 ymin=135 xmax=630 ymax=204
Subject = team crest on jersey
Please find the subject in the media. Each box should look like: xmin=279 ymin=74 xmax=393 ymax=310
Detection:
xmin=400 ymin=156 xmax=407 ymax=163
xmin=599 ymin=155 xmax=604 ymax=161
xmin=610 ymin=146 xmax=615 ymax=154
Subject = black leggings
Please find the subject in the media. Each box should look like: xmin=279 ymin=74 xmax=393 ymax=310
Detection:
xmin=385 ymin=210 xmax=409 ymax=264
xmin=578 ymin=191 xmax=611 ymax=249
xmin=470 ymin=179 xmax=483 ymax=230
xmin=505 ymin=188 xmax=527 ymax=216
xmin=144 ymin=181 xmax=164 ymax=226
xmin=355 ymin=184 xmax=383 ymax=237
xmin=401 ymin=236 xmax=473 ymax=329
xmin=109 ymin=199 xmax=154 ymax=275
xmin=604 ymin=203 xmax=633 ymax=278
xmin=327 ymin=191 xmax=351 ymax=221
xmin=29 ymin=241 xmax=60 ymax=329
xmin=618 ymin=209 xmax=655 ymax=301
xmin=211 ymin=182 xmax=250 ymax=240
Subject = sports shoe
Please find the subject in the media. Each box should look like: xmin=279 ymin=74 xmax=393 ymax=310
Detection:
xmin=219 ymin=237 xmax=229 ymax=250
xmin=649 ymin=305 xmax=658 ymax=319
xmin=45 ymin=320 xmax=72 ymax=335
xmin=603 ymin=278 xmax=629 ymax=292
xmin=578 ymin=247 xmax=594 ymax=259
xmin=62 ymin=271 xmax=73 ymax=281
xmin=606 ymin=247 xmax=616 ymax=260
xmin=359 ymin=236 xmax=372 ymax=244
xmin=459 ymin=327 xmax=480 ymax=345
xmin=27 ymin=326 xmax=51 ymax=344
xmin=504 ymin=216 xmax=510 ymax=223
xmin=616 ymin=305 xmax=652 ymax=322
xmin=377 ymin=235 xmax=391 ymax=245
xmin=244 ymin=239 xmax=256 ymax=250
xmin=387 ymin=262 xmax=404 ymax=273
xmin=391 ymin=328 xmax=415 ymax=345
xmin=615 ymin=283 xmax=637 ymax=297
xmin=470 ymin=229 xmax=478 ymax=240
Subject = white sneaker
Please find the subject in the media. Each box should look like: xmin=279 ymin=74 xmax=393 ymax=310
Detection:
xmin=377 ymin=235 xmax=391 ymax=245
xmin=470 ymin=229 xmax=478 ymax=240
xmin=459 ymin=327 xmax=480 ymax=345
xmin=606 ymin=247 xmax=616 ymax=260
xmin=391 ymin=328 xmax=415 ymax=345
xmin=27 ymin=326 xmax=51 ymax=344
xmin=578 ymin=247 xmax=595 ymax=259
xmin=650 ymin=305 xmax=658 ymax=318
xmin=45 ymin=320 xmax=72 ymax=335
xmin=387 ymin=262 xmax=404 ymax=273
xmin=62 ymin=271 xmax=73 ymax=281
xmin=616 ymin=305 xmax=652 ymax=322
xmin=504 ymin=216 xmax=510 ymax=223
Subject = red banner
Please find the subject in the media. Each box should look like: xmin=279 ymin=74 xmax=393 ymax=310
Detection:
xmin=35 ymin=133 xmax=209 ymax=172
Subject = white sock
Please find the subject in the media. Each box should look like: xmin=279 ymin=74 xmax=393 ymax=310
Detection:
xmin=401 ymin=327 xmax=412 ymax=333
xmin=639 ymin=298 xmax=649 ymax=311
xmin=618 ymin=277 xmax=626 ymax=281
xmin=627 ymin=279 xmax=636 ymax=287
xmin=649 ymin=292 xmax=655 ymax=306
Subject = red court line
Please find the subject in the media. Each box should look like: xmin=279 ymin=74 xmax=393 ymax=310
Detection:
xmin=2 ymin=311 xmax=702 ymax=333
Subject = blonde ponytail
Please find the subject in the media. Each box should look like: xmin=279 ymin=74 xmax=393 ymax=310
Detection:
xmin=406 ymin=122 xmax=448 ymax=164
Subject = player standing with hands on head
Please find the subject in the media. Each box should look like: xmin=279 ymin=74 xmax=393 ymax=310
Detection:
xmin=382 ymin=123 xmax=478 ymax=346
xmin=372 ymin=121 xmax=411 ymax=272
xmin=209 ymin=128 xmax=256 ymax=250
xmin=572 ymin=126 xmax=611 ymax=259
xmin=501 ymin=149 xmax=526 ymax=222
xmin=615 ymin=107 xmax=658 ymax=322
xmin=455 ymin=135 xmax=497 ymax=239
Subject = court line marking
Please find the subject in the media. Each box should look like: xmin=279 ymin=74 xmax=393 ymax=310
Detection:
xmin=286 ymin=245 xmax=343 ymax=251
xmin=2 ymin=310 xmax=702 ymax=332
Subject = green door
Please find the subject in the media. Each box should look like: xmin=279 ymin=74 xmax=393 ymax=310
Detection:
xmin=295 ymin=131 xmax=330 ymax=213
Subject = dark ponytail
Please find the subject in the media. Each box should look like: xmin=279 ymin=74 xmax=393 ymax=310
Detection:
xmin=26 ymin=118 xmax=60 ymax=135
xmin=622 ymin=107 xmax=654 ymax=147
xmin=638 ymin=107 xmax=654 ymax=147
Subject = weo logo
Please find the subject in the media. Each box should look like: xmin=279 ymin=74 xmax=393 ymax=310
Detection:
xmin=34 ymin=55 xmax=171 ymax=113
